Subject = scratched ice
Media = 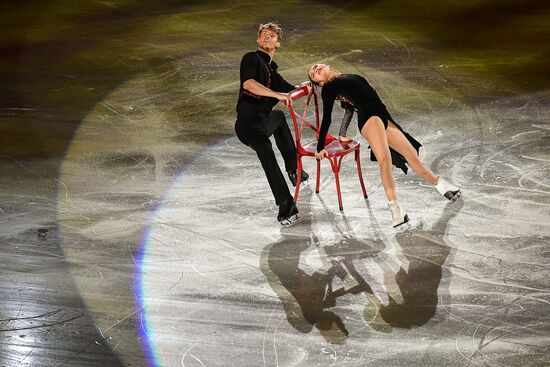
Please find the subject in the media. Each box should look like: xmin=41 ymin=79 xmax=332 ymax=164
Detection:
xmin=56 ymin=42 xmax=550 ymax=367
xmin=138 ymin=98 xmax=549 ymax=365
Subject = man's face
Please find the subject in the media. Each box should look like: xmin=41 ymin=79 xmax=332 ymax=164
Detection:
xmin=257 ymin=28 xmax=280 ymax=51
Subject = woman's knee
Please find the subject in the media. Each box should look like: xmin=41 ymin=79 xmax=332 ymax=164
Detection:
xmin=375 ymin=152 xmax=392 ymax=169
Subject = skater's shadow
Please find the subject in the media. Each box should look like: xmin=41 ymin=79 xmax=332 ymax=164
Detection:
xmin=374 ymin=198 xmax=464 ymax=328
xmin=260 ymin=199 xmax=463 ymax=343
xmin=259 ymin=217 xmax=383 ymax=344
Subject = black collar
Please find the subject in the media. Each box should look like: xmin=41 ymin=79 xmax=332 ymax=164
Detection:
xmin=256 ymin=50 xmax=276 ymax=67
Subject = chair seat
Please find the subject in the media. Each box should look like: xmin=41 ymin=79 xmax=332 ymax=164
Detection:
xmin=286 ymin=85 xmax=368 ymax=210
xmin=298 ymin=138 xmax=360 ymax=157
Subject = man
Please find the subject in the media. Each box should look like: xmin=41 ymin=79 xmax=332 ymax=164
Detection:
xmin=235 ymin=22 xmax=310 ymax=225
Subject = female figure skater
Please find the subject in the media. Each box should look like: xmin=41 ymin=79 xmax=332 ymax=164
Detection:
xmin=308 ymin=64 xmax=460 ymax=227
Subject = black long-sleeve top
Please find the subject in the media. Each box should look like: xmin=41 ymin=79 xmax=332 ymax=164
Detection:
xmin=236 ymin=50 xmax=295 ymax=116
xmin=316 ymin=74 xmax=423 ymax=175
xmin=317 ymin=74 xmax=388 ymax=152
xmin=338 ymin=105 xmax=354 ymax=137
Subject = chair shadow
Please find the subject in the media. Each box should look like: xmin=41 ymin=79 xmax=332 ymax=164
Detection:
xmin=260 ymin=198 xmax=463 ymax=344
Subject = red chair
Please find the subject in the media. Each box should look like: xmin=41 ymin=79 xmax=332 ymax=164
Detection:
xmin=287 ymin=85 xmax=368 ymax=211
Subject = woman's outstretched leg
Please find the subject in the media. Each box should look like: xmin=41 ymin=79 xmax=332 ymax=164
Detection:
xmin=385 ymin=122 xmax=438 ymax=184
xmin=386 ymin=122 xmax=461 ymax=201
xmin=361 ymin=116 xmax=409 ymax=227
xmin=361 ymin=117 xmax=395 ymax=201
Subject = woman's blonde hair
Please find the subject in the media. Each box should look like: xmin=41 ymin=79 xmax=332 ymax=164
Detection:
xmin=308 ymin=74 xmax=320 ymax=87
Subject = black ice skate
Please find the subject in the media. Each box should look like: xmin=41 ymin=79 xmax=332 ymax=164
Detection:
xmin=389 ymin=200 xmax=409 ymax=228
xmin=436 ymin=178 xmax=461 ymax=202
xmin=277 ymin=199 xmax=299 ymax=226
xmin=287 ymin=169 xmax=309 ymax=187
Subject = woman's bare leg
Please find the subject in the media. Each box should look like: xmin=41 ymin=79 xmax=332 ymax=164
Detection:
xmin=360 ymin=116 xmax=397 ymax=201
xmin=385 ymin=122 xmax=438 ymax=185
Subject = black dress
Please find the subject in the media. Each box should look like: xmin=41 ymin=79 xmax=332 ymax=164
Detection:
xmin=317 ymin=74 xmax=422 ymax=174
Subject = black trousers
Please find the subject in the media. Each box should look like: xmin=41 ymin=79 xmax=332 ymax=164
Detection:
xmin=235 ymin=109 xmax=297 ymax=205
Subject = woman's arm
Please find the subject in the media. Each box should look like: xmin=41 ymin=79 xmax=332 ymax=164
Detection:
xmin=338 ymin=102 xmax=354 ymax=141
xmin=317 ymin=83 xmax=337 ymax=153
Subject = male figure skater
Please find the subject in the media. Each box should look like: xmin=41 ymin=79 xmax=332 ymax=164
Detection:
xmin=235 ymin=22 xmax=310 ymax=225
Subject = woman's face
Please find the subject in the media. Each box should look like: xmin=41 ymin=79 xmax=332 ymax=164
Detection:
xmin=308 ymin=64 xmax=330 ymax=85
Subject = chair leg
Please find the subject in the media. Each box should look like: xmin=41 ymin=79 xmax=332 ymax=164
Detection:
xmin=333 ymin=157 xmax=344 ymax=211
xmin=315 ymin=159 xmax=321 ymax=194
xmin=355 ymin=150 xmax=368 ymax=198
xmin=294 ymin=156 xmax=302 ymax=203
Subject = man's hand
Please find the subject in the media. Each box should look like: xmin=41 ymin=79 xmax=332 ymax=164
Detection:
xmin=315 ymin=149 xmax=328 ymax=160
xmin=299 ymin=81 xmax=313 ymax=95
xmin=276 ymin=92 xmax=292 ymax=106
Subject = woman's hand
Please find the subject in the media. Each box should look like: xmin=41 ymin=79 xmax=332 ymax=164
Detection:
xmin=315 ymin=149 xmax=328 ymax=160
xmin=276 ymin=92 xmax=292 ymax=106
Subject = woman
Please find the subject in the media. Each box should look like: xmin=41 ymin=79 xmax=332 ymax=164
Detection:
xmin=308 ymin=64 xmax=460 ymax=227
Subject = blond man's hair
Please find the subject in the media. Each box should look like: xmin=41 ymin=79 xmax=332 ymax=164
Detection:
xmin=258 ymin=22 xmax=283 ymax=41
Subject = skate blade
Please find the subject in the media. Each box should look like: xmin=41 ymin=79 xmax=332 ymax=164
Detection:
xmin=393 ymin=214 xmax=410 ymax=229
xmin=280 ymin=214 xmax=300 ymax=227
xmin=450 ymin=191 xmax=462 ymax=202
xmin=445 ymin=190 xmax=461 ymax=202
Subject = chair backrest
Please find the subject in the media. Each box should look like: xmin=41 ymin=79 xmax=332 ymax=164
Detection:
xmin=287 ymin=85 xmax=320 ymax=148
